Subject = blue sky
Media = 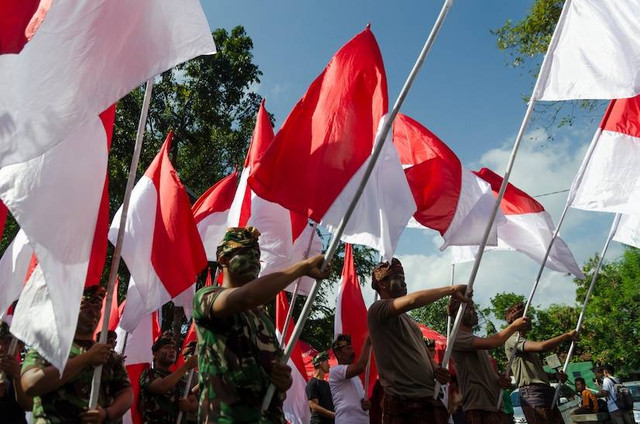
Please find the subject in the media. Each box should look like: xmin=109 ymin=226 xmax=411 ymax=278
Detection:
xmin=203 ymin=1 xmax=622 ymax=311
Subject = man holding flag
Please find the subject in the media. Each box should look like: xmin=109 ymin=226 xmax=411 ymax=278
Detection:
xmin=367 ymin=258 xmax=467 ymax=423
xmin=20 ymin=286 xmax=133 ymax=423
xmin=192 ymin=227 xmax=328 ymax=423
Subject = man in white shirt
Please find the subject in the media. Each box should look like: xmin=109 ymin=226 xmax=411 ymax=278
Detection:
xmin=595 ymin=365 xmax=635 ymax=424
xmin=329 ymin=334 xmax=371 ymax=424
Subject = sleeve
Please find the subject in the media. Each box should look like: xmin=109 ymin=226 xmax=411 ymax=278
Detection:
xmin=329 ymin=365 xmax=348 ymax=383
xmin=368 ymin=300 xmax=391 ymax=323
xmin=21 ymin=348 xmax=48 ymax=374
xmin=139 ymin=368 xmax=154 ymax=390
xmin=108 ymin=354 xmax=132 ymax=396
xmin=602 ymin=378 xmax=614 ymax=398
xmin=193 ymin=287 xmax=232 ymax=331
xmin=306 ymin=379 xmax=319 ymax=400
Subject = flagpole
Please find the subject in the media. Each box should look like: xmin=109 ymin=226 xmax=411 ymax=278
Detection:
xmin=262 ymin=1 xmax=456 ymax=411
xmin=363 ymin=291 xmax=379 ymax=400
xmin=550 ymin=213 xmax=620 ymax=405
xmin=280 ymin=222 xmax=318 ymax=348
xmin=433 ymin=0 xmax=573 ymax=399
xmin=176 ymin=367 xmax=196 ymax=424
xmin=88 ymin=79 xmax=155 ymax=410
xmin=447 ymin=264 xmax=455 ymax=340
xmin=0 ymin=337 xmax=19 ymax=383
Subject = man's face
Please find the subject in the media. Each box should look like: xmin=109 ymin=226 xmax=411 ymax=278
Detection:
xmin=594 ymin=369 xmax=603 ymax=379
xmin=334 ymin=341 xmax=355 ymax=365
xmin=106 ymin=334 xmax=117 ymax=349
xmin=380 ymin=270 xmax=407 ymax=298
xmin=77 ymin=296 xmax=103 ymax=334
xmin=154 ymin=343 xmax=177 ymax=365
xmin=226 ymin=247 xmax=261 ymax=283
xmin=575 ymin=381 xmax=585 ymax=392
xmin=320 ymin=360 xmax=330 ymax=373
xmin=464 ymin=305 xmax=479 ymax=327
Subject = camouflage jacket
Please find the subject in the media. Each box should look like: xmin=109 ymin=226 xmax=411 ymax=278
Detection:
xmin=193 ymin=286 xmax=286 ymax=424
xmin=139 ymin=367 xmax=187 ymax=424
xmin=21 ymin=340 xmax=131 ymax=424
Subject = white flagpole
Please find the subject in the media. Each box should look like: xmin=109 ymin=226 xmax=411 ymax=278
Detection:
xmin=447 ymin=264 xmax=455 ymax=340
xmin=551 ymin=213 xmax=621 ymax=405
xmin=363 ymin=292 xmax=379 ymax=400
xmin=433 ymin=0 xmax=574 ymax=399
xmin=0 ymin=337 xmax=19 ymax=383
xmin=280 ymin=222 xmax=318 ymax=348
xmin=262 ymin=0 xmax=456 ymax=411
xmin=88 ymin=79 xmax=154 ymax=410
xmin=496 ymin=125 xmax=604 ymax=408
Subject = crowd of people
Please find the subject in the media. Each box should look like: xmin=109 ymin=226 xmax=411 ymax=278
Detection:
xmin=0 ymin=226 xmax=635 ymax=424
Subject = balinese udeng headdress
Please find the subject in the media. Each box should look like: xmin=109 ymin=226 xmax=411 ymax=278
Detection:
xmin=371 ymin=258 xmax=403 ymax=291
xmin=505 ymin=302 xmax=525 ymax=324
xmin=216 ymin=226 xmax=261 ymax=262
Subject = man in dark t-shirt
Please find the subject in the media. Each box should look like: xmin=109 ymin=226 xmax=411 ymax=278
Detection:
xmin=306 ymin=351 xmax=334 ymax=423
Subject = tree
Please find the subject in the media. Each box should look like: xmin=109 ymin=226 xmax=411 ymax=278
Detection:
xmin=410 ymin=298 xmax=449 ymax=336
xmin=492 ymin=0 xmax=603 ymax=128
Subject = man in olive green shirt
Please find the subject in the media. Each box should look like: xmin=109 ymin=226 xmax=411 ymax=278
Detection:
xmin=503 ymin=302 xmax=576 ymax=424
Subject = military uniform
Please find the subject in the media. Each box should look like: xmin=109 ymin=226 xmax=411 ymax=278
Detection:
xmin=139 ymin=367 xmax=189 ymax=424
xmin=193 ymin=285 xmax=286 ymax=424
xmin=21 ymin=339 xmax=131 ymax=424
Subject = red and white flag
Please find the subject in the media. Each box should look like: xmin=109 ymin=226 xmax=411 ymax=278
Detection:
xmin=334 ymin=244 xmax=377 ymax=397
xmin=535 ymin=0 xmax=640 ymax=101
xmin=231 ymin=100 xmax=321 ymax=292
xmin=475 ymin=168 xmax=584 ymax=278
xmin=111 ymin=133 xmax=207 ymax=333
xmin=0 ymin=230 xmax=33 ymax=321
xmin=0 ymin=107 xmax=115 ymax=371
xmin=393 ymin=114 xmax=500 ymax=249
xmin=94 ymin=277 xmax=121 ymax=339
xmin=275 ymin=292 xmax=311 ymax=424
xmin=0 ymin=0 xmax=51 ymax=55
xmin=249 ymin=28 xmax=414 ymax=260
xmin=569 ymin=95 xmax=640 ymax=215
xmin=0 ymin=0 xmax=215 ymax=167
xmin=173 ymin=172 xmax=238 ymax=319
xmin=193 ymin=171 xmax=239 ymax=261
xmin=0 ymin=201 xmax=8 ymax=237
xmin=115 ymin=309 xmax=160 ymax=424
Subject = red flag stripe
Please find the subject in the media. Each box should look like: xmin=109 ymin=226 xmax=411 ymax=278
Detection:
xmin=600 ymin=94 xmax=640 ymax=139
xmin=474 ymin=168 xmax=545 ymax=215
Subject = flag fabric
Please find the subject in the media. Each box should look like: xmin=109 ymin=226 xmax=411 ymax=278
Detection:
xmin=249 ymin=29 xmax=413 ymax=260
xmin=0 ymin=107 xmax=115 ymax=371
xmin=334 ymin=244 xmax=377 ymax=397
xmin=193 ymin=171 xmax=238 ymax=261
xmin=94 ymin=277 xmax=121 ymax=339
xmin=0 ymin=201 xmax=8 ymax=237
xmin=0 ymin=0 xmax=215 ymax=168
xmin=229 ymin=100 xmax=312 ymax=279
xmin=0 ymin=230 xmax=33 ymax=321
xmin=275 ymin=292 xmax=311 ymax=424
xmin=115 ymin=310 xmax=160 ymax=424
xmin=393 ymin=113 xmax=500 ymax=249
xmin=475 ymin=168 xmax=584 ymax=278
xmin=174 ymin=172 xmax=238 ymax=319
xmin=112 ymin=133 xmax=207 ymax=333
xmin=569 ymin=95 xmax=640 ymax=215
xmin=0 ymin=0 xmax=51 ymax=55
xmin=535 ymin=0 xmax=640 ymax=101
xmin=613 ymin=214 xmax=640 ymax=249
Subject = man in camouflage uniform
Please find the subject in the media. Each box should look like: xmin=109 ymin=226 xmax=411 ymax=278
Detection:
xmin=193 ymin=226 xmax=328 ymax=423
xmin=20 ymin=286 xmax=133 ymax=423
xmin=139 ymin=331 xmax=198 ymax=423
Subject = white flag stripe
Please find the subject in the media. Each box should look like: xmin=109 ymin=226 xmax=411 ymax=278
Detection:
xmin=276 ymin=329 xmax=311 ymax=424
xmin=441 ymin=169 xmax=501 ymax=250
xmin=197 ymin=211 xmax=230 ymax=261
xmin=0 ymin=0 xmax=215 ymax=167
xmin=536 ymin=0 xmax=640 ymax=101
xmin=570 ymin=131 xmax=640 ymax=215
xmin=0 ymin=231 xmax=32 ymax=320
xmin=613 ymin=215 xmax=640 ymax=249
xmin=322 ymin=119 xmax=416 ymax=261
xmin=1 ymin=115 xmax=108 ymax=372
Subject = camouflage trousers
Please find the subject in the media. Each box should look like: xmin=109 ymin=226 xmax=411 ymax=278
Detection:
xmin=381 ymin=393 xmax=449 ymax=424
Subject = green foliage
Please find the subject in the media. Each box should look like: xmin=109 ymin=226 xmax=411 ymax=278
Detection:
xmin=410 ymin=298 xmax=449 ymax=336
